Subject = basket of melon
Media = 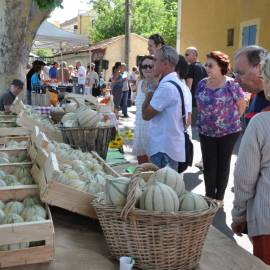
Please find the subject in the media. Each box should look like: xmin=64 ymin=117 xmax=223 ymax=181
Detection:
xmin=59 ymin=103 xmax=115 ymax=159
xmin=92 ymin=163 xmax=219 ymax=270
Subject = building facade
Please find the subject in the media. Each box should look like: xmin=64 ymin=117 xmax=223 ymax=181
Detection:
xmin=180 ymin=0 xmax=270 ymax=64
xmin=54 ymin=33 xmax=148 ymax=80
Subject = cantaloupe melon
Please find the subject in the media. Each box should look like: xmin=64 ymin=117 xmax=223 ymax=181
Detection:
xmin=148 ymin=166 xmax=185 ymax=196
xmin=179 ymin=192 xmax=208 ymax=211
xmin=140 ymin=181 xmax=179 ymax=212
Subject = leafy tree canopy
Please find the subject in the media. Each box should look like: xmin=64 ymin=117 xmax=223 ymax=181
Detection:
xmin=33 ymin=0 xmax=63 ymax=10
xmin=32 ymin=48 xmax=54 ymax=57
xmin=90 ymin=0 xmax=178 ymax=46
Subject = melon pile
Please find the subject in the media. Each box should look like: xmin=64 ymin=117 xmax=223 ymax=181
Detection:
xmin=0 ymin=152 xmax=28 ymax=164
xmin=61 ymin=105 xmax=100 ymax=128
xmin=0 ymin=196 xmax=47 ymax=251
xmin=105 ymin=166 xmax=209 ymax=213
xmin=5 ymin=140 xmax=28 ymax=149
xmin=0 ymin=166 xmax=35 ymax=187
xmin=51 ymin=151 xmax=118 ymax=195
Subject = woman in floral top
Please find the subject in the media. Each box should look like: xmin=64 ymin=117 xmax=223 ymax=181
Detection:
xmin=195 ymin=51 xmax=246 ymax=204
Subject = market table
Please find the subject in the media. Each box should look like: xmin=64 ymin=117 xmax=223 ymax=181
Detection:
xmin=7 ymin=207 xmax=268 ymax=270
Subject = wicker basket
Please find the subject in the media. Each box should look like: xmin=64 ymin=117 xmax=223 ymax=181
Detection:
xmin=50 ymin=97 xmax=80 ymax=124
xmin=60 ymin=126 xmax=115 ymax=159
xmin=92 ymin=163 xmax=219 ymax=270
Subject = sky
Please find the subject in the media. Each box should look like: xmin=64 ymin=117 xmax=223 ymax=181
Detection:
xmin=48 ymin=0 xmax=90 ymax=24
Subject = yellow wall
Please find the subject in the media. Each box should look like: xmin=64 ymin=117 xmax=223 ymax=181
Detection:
xmin=77 ymin=15 xmax=91 ymax=35
xmin=104 ymin=34 xmax=148 ymax=80
xmin=180 ymin=0 xmax=270 ymax=65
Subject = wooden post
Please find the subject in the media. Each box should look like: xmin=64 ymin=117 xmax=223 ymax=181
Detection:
xmin=124 ymin=0 xmax=131 ymax=70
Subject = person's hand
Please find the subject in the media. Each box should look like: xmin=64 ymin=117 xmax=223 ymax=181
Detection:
xmin=231 ymin=221 xmax=247 ymax=236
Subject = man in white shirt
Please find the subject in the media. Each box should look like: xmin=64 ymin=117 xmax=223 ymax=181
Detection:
xmin=75 ymin=61 xmax=86 ymax=94
xmin=142 ymin=45 xmax=186 ymax=171
xmin=86 ymin=63 xmax=99 ymax=96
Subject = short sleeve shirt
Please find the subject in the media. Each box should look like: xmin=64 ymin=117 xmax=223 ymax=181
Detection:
xmin=186 ymin=61 xmax=207 ymax=106
xmin=0 ymin=90 xmax=16 ymax=111
xmin=195 ymin=78 xmax=244 ymax=137
xmin=149 ymin=72 xmax=185 ymax=162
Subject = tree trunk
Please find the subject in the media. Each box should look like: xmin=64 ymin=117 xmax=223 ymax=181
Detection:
xmin=0 ymin=0 xmax=52 ymax=92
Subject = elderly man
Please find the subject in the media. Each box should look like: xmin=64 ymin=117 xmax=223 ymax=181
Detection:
xmin=142 ymin=45 xmax=188 ymax=171
xmin=233 ymin=45 xmax=270 ymax=124
xmin=0 ymin=79 xmax=24 ymax=112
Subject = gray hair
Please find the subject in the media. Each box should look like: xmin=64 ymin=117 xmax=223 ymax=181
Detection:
xmin=157 ymin=45 xmax=179 ymax=67
xmin=186 ymin=46 xmax=198 ymax=57
xmin=261 ymin=53 xmax=270 ymax=81
xmin=235 ymin=45 xmax=268 ymax=66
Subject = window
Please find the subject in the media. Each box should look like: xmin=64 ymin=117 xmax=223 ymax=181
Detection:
xmin=227 ymin=28 xmax=234 ymax=46
xmin=74 ymin=25 xmax=78 ymax=30
xmin=242 ymin=25 xmax=257 ymax=46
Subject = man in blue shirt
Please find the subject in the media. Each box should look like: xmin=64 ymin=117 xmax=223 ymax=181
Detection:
xmin=49 ymin=62 xmax=58 ymax=79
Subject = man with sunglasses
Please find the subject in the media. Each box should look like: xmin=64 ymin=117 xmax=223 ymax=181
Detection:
xmin=234 ymin=45 xmax=270 ymax=125
xmin=142 ymin=45 xmax=188 ymax=171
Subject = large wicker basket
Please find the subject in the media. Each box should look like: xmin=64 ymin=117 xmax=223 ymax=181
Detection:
xmin=60 ymin=125 xmax=115 ymax=159
xmin=92 ymin=163 xmax=219 ymax=270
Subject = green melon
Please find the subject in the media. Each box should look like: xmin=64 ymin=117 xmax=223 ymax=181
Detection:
xmin=140 ymin=181 xmax=179 ymax=212
xmin=179 ymin=192 xmax=209 ymax=211
xmin=148 ymin=166 xmax=185 ymax=197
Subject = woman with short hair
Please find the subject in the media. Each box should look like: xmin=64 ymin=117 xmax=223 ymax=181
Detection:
xmin=195 ymin=51 xmax=246 ymax=203
xmin=148 ymin=34 xmax=165 ymax=55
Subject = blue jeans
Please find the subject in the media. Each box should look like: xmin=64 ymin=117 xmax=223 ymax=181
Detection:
xmin=120 ymin=91 xmax=129 ymax=116
xmin=150 ymin=152 xmax=178 ymax=171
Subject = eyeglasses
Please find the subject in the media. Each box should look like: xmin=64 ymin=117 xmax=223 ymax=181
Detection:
xmin=141 ymin=64 xmax=153 ymax=70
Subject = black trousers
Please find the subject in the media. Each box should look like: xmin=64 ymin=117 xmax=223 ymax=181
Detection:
xmin=199 ymin=132 xmax=240 ymax=200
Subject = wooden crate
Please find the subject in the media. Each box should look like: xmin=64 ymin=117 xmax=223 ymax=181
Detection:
xmin=0 ymin=148 xmax=31 ymax=163
xmin=34 ymin=151 xmax=120 ymax=219
xmin=0 ymin=127 xmax=30 ymax=138
xmin=17 ymin=112 xmax=63 ymax=143
xmin=0 ymin=163 xmax=38 ymax=201
xmin=0 ymin=188 xmax=55 ymax=268
xmin=0 ymin=135 xmax=30 ymax=148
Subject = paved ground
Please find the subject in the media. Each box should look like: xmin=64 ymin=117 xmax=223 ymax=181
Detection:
xmin=119 ymin=105 xmax=252 ymax=254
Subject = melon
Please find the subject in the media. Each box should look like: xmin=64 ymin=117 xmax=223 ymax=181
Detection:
xmin=0 ymin=179 xmax=7 ymax=187
xmin=0 ymin=157 xmax=9 ymax=163
xmin=140 ymin=181 xmax=179 ymax=212
xmin=19 ymin=176 xmax=34 ymax=185
xmin=0 ymin=208 xmax=5 ymax=223
xmin=15 ymin=166 xmax=31 ymax=179
xmin=23 ymin=197 xmax=42 ymax=208
xmin=105 ymin=177 xmax=142 ymax=207
xmin=178 ymin=192 xmax=209 ymax=211
xmin=21 ymin=205 xmax=46 ymax=220
xmin=0 ymin=170 xmax=6 ymax=178
xmin=76 ymin=106 xmax=100 ymax=128
xmin=2 ymin=213 xmax=24 ymax=224
xmin=0 ymin=200 xmax=4 ymax=209
xmin=3 ymin=175 xmax=18 ymax=185
xmin=25 ymin=215 xmax=45 ymax=222
xmin=4 ymin=201 xmax=24 ymax=215
xmin=68 ymin=179 xmax=86 ymax=191
xmin=148 ymin=166 xmax=185 ymax=197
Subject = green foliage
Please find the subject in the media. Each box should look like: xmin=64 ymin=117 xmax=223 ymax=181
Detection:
xmin=32 ymin=48 xmax=54 ymax=57
xmin=33 ymin=0 xmax=63 ymax=10
xmin=90 ymin=0 xmax=178 ymax=47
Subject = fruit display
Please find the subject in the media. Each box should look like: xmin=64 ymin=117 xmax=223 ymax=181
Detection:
xmin=0 ymin=151 xmax=29 ymax=163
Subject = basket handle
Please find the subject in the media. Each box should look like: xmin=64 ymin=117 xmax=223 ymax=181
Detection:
xmin=60 ymin=96 xmax=81 ymax=109
xmin=120 ymin=163 xmax=159 ymax=220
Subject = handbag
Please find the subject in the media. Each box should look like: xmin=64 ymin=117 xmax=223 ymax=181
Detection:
xmin=168 ymin=81 xmax=194 ymax=173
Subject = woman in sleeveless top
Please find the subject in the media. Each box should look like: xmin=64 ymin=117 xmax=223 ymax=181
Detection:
xmin=133 ymin=55 xmax=158 ymax=164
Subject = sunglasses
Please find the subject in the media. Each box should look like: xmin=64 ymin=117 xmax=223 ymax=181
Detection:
xmin=141 ymin=64 xmax=153 ymax=70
